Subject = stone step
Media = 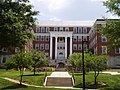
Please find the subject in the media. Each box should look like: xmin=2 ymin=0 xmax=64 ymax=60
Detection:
xmin=45 ymin=77 xmax=73 ymax=87
xmin=55 ymin=68 xmax=67 ymax=71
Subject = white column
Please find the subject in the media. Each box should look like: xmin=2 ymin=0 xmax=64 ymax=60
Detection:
xmin=55 ymin=36 xmax=58 ymax=59
xmin=65 ymin=37 xmax=67 ymax=59
xmin=70 ymin=36 xmax=72 ymax=55
xmin=50 ymin=36 xmax=53 ymax=59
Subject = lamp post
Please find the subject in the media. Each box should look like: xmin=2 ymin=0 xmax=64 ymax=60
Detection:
xmin=82 ymin=36 xmax=85 ymax=90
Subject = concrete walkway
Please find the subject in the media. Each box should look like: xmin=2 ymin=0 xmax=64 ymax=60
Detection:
xmin=102 ymin=71 xmax=120 ymax=75
xmin=3 ymin=77 xmax=42 ymax=87
xmin=48 ymin=72 xmax=71 ymax=77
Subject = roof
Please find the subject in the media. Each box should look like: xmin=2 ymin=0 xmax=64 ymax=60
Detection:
xmin=36 ymin=20 xmax=94 ymax=27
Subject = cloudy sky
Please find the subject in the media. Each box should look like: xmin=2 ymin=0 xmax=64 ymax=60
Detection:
xmin=29 ymin=0 xmax=118 ymax=21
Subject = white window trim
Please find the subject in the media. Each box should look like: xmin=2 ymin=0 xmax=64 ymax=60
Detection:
xmin=45 ymin=44 xmax=49 ymax=50
xmin=35 ymin=44 xmax=39 ymax=50
xmin=73 ymin=44 xmax=77 ymax=50
xmin=40 ymin=44 xmax=44 ymax=50
xmin=102 ymin=46 xmax=107 ymax=54
xmin=115 ymin=48 xmax=120 ymax=54
xmin=101 ymin=36 xmax=107 ymax=42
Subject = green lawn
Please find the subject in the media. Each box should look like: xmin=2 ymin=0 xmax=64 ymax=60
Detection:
xmin=73 ymin=72 xmax=120 ymax=90
xmin=0 ymin=69 xmax=78 ymax=90
xmin=1 ymin=69 xmax=120 ymax=90
xmin=0 ymin=69 xmax=52 ymax=86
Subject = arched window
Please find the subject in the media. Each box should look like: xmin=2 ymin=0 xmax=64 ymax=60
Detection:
xmin=59 ymin=52 xmax=63 ymax=55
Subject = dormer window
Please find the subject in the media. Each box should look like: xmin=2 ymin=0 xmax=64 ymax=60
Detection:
xmin=83 ymin=27 xmax=87 ymax=33
xmin=54 ymin=27 xmax=58 ymax=31
xmin=59 ymin=27 xmax=63 ymax=31
xmin=46 ymin=27 xmax=49 ymax=32
xmin=41 ymin=27 xmax=45 ymax=32
xmin=65 ymin=27 xmax=69 ymax=31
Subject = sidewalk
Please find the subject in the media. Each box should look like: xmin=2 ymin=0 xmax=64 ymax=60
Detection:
xmin=3 ymin=77 xmax=42 ymax=87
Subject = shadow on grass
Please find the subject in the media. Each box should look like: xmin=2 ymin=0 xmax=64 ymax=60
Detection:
xmin=74 ymin=73 xmax=83 ymax=76
xmin=23 ymin=74 xmax=44 ymax=76
xmin=1 ymin=84 xmax=27 ymax=90
xmin=74 ymin=82 xmax=107 ymax=89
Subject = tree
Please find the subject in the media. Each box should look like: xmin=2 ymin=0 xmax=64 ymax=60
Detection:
xmin=102 ymin=0 xmax=120 ymax=48
xmin=88 ymin=55 xmax=108 ymax=86
xmin=5 ymin=52 xmax=33 ymax=85
xmin=68 ymin=53 xmax=82 ymax=69
xmin=0 ymin=0 xmax=38 ymax=50
xmin=103 ymin=0 xmax=120 ymax=16
xmin=31 ymin=50 xmax=48 ymax=75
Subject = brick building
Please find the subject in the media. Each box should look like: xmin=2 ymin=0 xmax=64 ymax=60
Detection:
xmin=1 ymin=19 xmax=120 ymax=68
xmin=33 ymin=19 xmax=120 ymax=68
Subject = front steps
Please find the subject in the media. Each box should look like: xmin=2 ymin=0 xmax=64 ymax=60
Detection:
xmin=44 ymin=72 xmax=74 ymax=87
xmin=55 ymin=68 xmax=67 ymax=71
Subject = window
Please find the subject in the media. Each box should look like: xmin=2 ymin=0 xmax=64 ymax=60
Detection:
xmin=101 ymin=36 xmax=107 ymax=42
xmin=73 ymin=27 xmax=77 ymax=33
xmin=40 ymin=44 xmax=44 ymax=50
xmin=78 ymin=36 xmax=82 ymax=41
xmin=65 ymin=27 xmax=69 ymax=31
xmin=15 ymin=47 xmax=20 ymax=53
xmin=45 ymin=44 xmax=49 ymax=50
xmin=46 ymin=27 xmax=49 ymax=32
xmin=102 ymin=46 xmax=107 ymax=54
xmin=36 ymin=36 xmax=39 ymax=41
xmin=83 ymin=36 xmax=87 ymax=41
xmin=73 ymin=36 xmax=77 ymax=42
xmin=35 ymin=44 xmax=39 ymax=50
xmin=36 ymin=27 xmax=40 ymax=32
xmin=41 ymin=36 xmax=44 ymax=41
xmin=2 ymin=48 xmax=8 ymax=52
xmin=41 ymin=27 xmax=45 ymax=32
xmin=78 ymin=44 xmax=82 ymax=50
xmin=54 ymin=27 xmax=58 ymax=31
xmin=73 ymin=44 xmax=77 ymax=50
xmin=2 ymin=56 xmax=7 ymax=63
xmin=46 ymin=36 xmax=49 ymax=41
xmin=59 ymin=27 xmax=63 ymax=31
xmin=59 ymin=52 xmax=63 ymax=55
xmin=84 ymin=44 xmax=87 ymax=50
xmin=115 ymin=48 xmax=120 ymax=54
xmin=45 ymin=52 xmax=49 ymax=57
xmin=78 ymin=27 xmax=82 ymax=33
xmin=83 ymin=27 xmax=87 ymax=33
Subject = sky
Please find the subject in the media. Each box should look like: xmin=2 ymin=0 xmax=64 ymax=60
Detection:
xmin=29 ymin=0 xmax=118 ymax=21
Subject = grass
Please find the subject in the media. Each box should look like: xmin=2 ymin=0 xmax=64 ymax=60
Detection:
xmin=73 ymin=72 xmax=120 ymax=90
xmin=0 ymin=69 xmax=52 ymax=86
xmin=1 ymin=69 xmax=120 ymax=90
xmin=0 ymin=69 xmax=79 ymax=90
xmin=0 ymin=78 xmax=76 ymax=90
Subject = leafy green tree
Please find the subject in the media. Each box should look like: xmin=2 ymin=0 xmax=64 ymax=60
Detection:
xmin=102 ymin=0 xmax=120 ymax=49
xmin=31 ymin=50 xmax=48 ymax=75
xmin=68 ymin=53 xmax=82 ymax=69
xmin=5 ymin=52 xmax=33 ymax=85
xmin=0 ymin=0 xmax=38 ymax=50
xmin=103 ymin=0 xmax=120 ymax=16
xmin=89 ymin=55 xmax=108 ymax=86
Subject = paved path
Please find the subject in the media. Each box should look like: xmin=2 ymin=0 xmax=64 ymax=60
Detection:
xmin=102 ymin=72 xmax=120 ymax=75
xmin=48 ymin=72 xmax=71 ymax=77
xmin=3 ymin=77 xmax=42 ymax=87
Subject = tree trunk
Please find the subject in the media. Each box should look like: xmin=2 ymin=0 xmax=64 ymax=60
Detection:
xmin=94 ymin=69 xmax=100 ymax=89
xmin=19 ymin=67 xmax=23 ymax=85
xmin=34 ymin=63 xmax=36 ymax=75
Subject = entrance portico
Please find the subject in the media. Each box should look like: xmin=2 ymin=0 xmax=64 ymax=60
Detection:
xmin=50 ymin=32 xmax=73 ymax=66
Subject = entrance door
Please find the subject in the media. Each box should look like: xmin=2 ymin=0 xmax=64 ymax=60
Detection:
xmin=58 ymin=62 xmax=64 ymax=68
